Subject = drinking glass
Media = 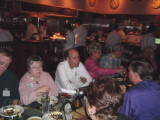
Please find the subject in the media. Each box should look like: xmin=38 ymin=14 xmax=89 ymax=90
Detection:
xmin=41 ymin=94 xmax=50 ymax=114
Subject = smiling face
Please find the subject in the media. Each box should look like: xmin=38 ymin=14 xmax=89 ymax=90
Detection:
xmin=0 ymin=53 xmax=11 ymax=76
xmin=28 ymin=61 xmax=43 ymax=78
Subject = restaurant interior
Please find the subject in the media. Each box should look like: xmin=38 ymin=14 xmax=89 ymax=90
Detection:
xmin=1 ymin=0 xmax=160 ymax=120
xmin=0 ymin=0 xmax=160 ymax=78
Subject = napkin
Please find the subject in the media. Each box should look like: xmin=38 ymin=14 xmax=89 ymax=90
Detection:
xmin=61 ymin=88 xmax=76 ymax=95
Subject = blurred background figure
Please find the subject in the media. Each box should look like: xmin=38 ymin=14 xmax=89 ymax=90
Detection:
xmin=63 ymin=24 xmax=75 ymax=53
xmin=73 ymin=19 xmax=87 ymax=63
xmin=105 ymin=24 xmax=122 ymax=53
xmin=25 ymin=18 xmax=40 ymax=40
xmin=39 ymin=21 xmax=47 ymax=40
xmin=141 ymin=25 xmax=157 ymax=51
xmin=0 ymin=25 xmax=13 ymax=41
xmin=19 ymin=55 xmax=58 ymax=105
xmin=86 ymin=77 xmax=129 ymax=120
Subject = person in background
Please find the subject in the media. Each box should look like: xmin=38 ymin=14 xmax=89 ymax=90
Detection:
xmin=39 ymin=21 xmax=47 ymax=40
xmin=141 ymin=25 xmax=157 ymax=51
xmin=63 ymin=24 xmax=75 ymax=52
xmin=86 ymin=77 xmax=129 ymax=120
xmin=105 ymin=24 xmax=122 ymax=53
xmin=120 ymin=61 xmax=160 ymax=120
xmin=0 ymin=26 xmax=13 ymax=41
xmin=100 ymin=44 xmax=124 ymax=69
xmin=19 ymin=55 xmax=58 ymax=105
xmin=73 ymin=19 xmax=87 ymax=63
xmin=55 ymin=48 xmax=92 ymax=92
xmin=0 ymin=48 xmax=19 ymax=107
xmin=141 ymin=46 xmax=157 ymax=72
xmin=84 ymin=42 xmax=125 ymax=80
xmin=25 ymin=18 xmax=40 ymax=40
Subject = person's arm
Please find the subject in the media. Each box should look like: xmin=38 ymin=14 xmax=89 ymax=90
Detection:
xmin=79 ymin=63 xmax=92 ymax=87
xmin=86 ymin=59 xmax=116 ymax=76
xmin=45 ymin=72 xmax=59 ymax=96
xmin=56 ymin=64 xmax=83 ymax=90
xmin=19 ymin=76 xmax=37 ymax=105
xmin=120 ymin=92 xmax=134 ymax=119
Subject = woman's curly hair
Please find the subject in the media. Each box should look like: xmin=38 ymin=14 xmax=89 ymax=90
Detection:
xmin=86 ymin=77 xmax=123 ymax=120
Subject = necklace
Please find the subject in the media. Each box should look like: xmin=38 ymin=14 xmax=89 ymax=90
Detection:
xmin=30 ymin=76 xmax=40 ymax=84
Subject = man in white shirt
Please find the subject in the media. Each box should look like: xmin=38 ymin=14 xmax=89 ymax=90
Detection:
xmin=73 ymin=19 xmax=87 ymax=63
xmin=105 ymin=24 xmax=122 ymax=53
xmin=55 ymin=48 xmax=92 ymax=92
xmin=141 ymin=25 xmax=157 ymax=51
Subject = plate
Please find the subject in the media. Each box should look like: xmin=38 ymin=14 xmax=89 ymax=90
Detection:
xmin=116 ymin=78 xmax=123 ymax=82
xmin=0 ymin=105 xmax=24 ymax=118
xmin=37 ymin=96 xmax=58 ymax=105
xmin=42 ymin=113 xmax=56 ymax=120
xmin=27 ymin=116 xmax=42 ymax=120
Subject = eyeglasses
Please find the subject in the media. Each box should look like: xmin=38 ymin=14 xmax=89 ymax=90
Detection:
xmin=30 ymin=66 xmax=43 ymax=70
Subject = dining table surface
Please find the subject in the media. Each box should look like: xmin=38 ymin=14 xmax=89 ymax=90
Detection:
xmin=0 ymin=93 xmax=90 ymax=120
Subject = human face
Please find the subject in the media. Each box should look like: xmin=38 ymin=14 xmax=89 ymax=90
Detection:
xmin=67 ymin=50 xmax=80 ymax=69
xmin=92 ymin=49 xmax=102 ymax=61
xmin=29 ymin=61 xmax=43 ymax=78
xmin=115 ymin=50 xmax=124 ymax=58
xmin=0 ymin=53 xmax=11 ymax=76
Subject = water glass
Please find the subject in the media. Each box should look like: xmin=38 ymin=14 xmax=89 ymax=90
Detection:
xmin=41 ymin=95 xmax=50 ymax=114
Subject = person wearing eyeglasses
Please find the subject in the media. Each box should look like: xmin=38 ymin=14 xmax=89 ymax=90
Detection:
xmin=19 ymin=55 xmax=58 ymax=105
xmin=0 ymin=48 xmax=19 ymax=107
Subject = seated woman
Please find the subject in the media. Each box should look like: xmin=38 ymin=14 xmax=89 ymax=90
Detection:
xmin=100 ymin=44 xmax=124 ymax=69
xmin=19 ymin=55 xmax=58 ymax=105
xmin=84 ymin=42 xmax=125 ymax=80
xmin=86 ymin=77 xmax=129 ymax=120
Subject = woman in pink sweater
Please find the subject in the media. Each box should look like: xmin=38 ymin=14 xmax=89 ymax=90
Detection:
xmin=19 ymin=55 xmax=58 ymax=105
xmin=84 ymin=42 xmax=125 ymax=80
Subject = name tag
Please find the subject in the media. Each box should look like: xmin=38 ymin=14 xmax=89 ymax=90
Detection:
xmin=27 ymin=83 xmax=33 ymax=88
xmin=3 ymin=90 xmax=10 ymax=97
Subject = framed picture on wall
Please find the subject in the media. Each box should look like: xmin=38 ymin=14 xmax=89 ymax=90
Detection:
xmin=110 ymin=0 xmax=119 ymax=9
xmin=152 ymin=0 xmax=160 ymax=9
xmin=88 ymin=0 xmax=96 ymax=7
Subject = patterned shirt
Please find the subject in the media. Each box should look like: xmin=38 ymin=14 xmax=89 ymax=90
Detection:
xmin=100 ymin=53 xmax=121 ymax=69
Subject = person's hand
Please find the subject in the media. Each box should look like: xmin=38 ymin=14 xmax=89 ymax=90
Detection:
xmin=81 ymin=77 xmax=87 ymax=84
xmin=34 ymin=86 xmax=50 ymax=96
xmin=115 ymin=66 xmax=126 ymax=75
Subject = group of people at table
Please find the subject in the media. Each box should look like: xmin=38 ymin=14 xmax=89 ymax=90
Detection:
xmin=0 ymin=38 xmax=160 ymax=120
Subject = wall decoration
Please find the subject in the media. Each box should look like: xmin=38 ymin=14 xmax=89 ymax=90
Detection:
xmin=152 ymin=0 xmax=160 ymax=9
xmin=88 ymin=0 xmax=96 ymax=7
xmin=110 ymin=0 xmax=119 ymax=9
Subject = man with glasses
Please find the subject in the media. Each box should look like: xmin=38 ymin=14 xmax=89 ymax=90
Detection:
xmin=120 ymin=61 xmax=160 ymax=120
xmin=0 ymin=48 xmax=19 ymax=107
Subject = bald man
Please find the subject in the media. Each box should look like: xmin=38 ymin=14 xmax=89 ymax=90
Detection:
xmin=55 ymin=48 xmax=92 ymax=92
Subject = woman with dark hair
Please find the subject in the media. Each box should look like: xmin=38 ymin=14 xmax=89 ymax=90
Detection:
xmin=86 ymin=77 xmax=129 ymax=120
xmin=19 ymin=55 xmax=58 ymax=105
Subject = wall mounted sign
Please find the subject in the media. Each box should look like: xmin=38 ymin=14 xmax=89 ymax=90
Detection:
xmin=110 ymin=0 xmax=119 ymax=9
xmin=152 ymin=0 xmax=160 ymax=9
xmin=88 ymin=0 xmax=96 ymax=7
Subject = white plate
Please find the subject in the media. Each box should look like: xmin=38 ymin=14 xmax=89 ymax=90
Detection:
xmin=42 ymin=113 xmax=56 ymax=120
xmin=37 ymin=96 xmax=58 ymax=105
xmin=0 ymin=105 xmax=24 ymax=118
xmin=27 ymin=116 xmax=42 ymax=120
